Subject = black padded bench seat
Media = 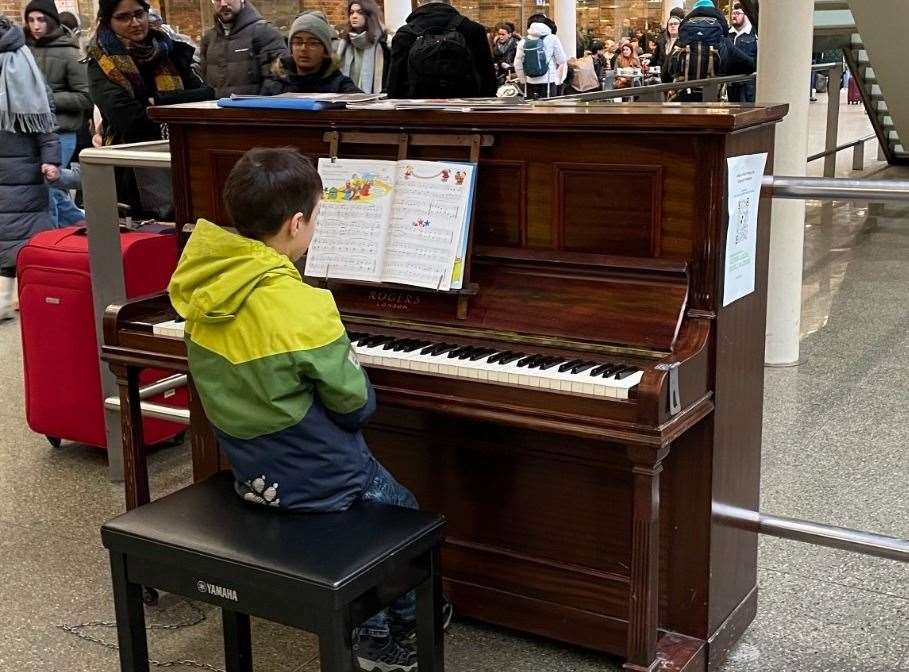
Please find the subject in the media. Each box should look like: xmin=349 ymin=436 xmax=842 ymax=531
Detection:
xmin=101 ymin=472 xmax=447 ymax=672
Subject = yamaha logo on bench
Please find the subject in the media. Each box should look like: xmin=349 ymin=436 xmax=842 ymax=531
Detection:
xmin=196 ymin=580 xmax=238 ymax=602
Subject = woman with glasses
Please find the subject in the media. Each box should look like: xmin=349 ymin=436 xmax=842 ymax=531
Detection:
xmin=653 ymin=11 xmax=683 ymax=77
xmin=262 ymin=12 xmax=360 ymax=95
xmin=85 ymin=0 xmax=212 ymax=214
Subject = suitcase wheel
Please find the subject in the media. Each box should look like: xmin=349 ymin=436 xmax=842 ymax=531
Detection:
xmin=46 ymin=436 xmax=62 ymax=449
xmin=142 ymin=587 xmax=159 ymax=606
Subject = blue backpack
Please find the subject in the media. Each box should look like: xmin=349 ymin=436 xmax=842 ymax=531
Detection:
xmin=669 ymin=16 xmax=729 ymax=82
xmin=523 ymin=37 xmax=548 ymax=78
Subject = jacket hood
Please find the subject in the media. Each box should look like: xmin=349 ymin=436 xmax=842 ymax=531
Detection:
xmin=405 ymin=2 xmax=458 ymax=23
xmin=168 ymin=219 xmax=302 ymax=325
xmin=528 ymin=22 xmax=552 ymax=38
xmin=222 ymin=2 xmax=264 ymax=34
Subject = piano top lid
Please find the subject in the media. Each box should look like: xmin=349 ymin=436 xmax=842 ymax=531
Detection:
xmin=150 ymin=101 xmax=789 ymax=133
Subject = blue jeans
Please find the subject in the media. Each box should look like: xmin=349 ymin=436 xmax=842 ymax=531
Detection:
xmin=57 ymin=131 xmax=77 ymax=168
xmin=358 ymin=461 xmax=418 ymax=638
xmin=49 ymin=188 xmax=85 ymax=227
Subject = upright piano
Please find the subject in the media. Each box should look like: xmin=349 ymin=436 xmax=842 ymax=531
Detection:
xmin=103 ymin=101 xmax=787 ymax=672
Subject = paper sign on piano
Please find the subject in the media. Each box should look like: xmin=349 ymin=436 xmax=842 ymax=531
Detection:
xmin=304 ymin=158 xmax=478 ymax=291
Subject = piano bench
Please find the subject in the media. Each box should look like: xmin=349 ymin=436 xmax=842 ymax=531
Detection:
xmin=100 ymin=472 xmax=447 ymax=672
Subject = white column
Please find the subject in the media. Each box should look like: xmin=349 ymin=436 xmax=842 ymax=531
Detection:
xmin=384 ymin=0 xmax=411 ymax=32
xmin=662 ymin=0 xmax=684 ymax=21
xmin=553 ymin=0 xmax=577 ymax=60
xmin=757 ymin=0 xmax=814 ymax=366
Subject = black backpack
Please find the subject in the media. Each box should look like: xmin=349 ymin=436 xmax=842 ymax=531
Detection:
xmin=668 ymin=16 xmax=729 ymax=82
xmin=402 ymin=15 xmax=478 ymax=98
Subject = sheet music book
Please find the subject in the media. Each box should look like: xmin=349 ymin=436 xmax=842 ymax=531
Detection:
xmin=304 ymin=158 xmax=478 ymax=291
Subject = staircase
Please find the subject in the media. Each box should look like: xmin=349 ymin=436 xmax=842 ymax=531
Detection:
xmin=741 ymin=0 xmax=908 ymax=165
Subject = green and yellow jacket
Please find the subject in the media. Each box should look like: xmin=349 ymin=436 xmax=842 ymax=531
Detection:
xmin=169 ymin=219 xmax=376 ymax=510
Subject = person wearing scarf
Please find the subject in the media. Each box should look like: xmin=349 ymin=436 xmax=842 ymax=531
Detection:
xmin=85 ymin=0 xmax=212 ymax=215
xmin=0 ymin=15 xmax=60 ymax=320
xmin=336 ymin=0 xmax=391 ymax=94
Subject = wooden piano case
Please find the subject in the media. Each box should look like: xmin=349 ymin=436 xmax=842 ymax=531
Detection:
xmin=133 ymin=101 xmax=786 ymax=671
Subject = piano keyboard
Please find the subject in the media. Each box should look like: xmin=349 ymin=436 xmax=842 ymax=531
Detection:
xmin=150 ymin=321 xmax=642 ymax=400
xmin=349 ymin=332 xmax=643 ymax=400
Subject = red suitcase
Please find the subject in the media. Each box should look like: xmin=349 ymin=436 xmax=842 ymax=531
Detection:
xmin=847 ymin=76 xmax=863 ymax=104
xmin=17 ymin=226 xmax=187 ymax=450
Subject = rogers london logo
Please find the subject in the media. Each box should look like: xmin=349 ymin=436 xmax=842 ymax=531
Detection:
xmin=196 ymin=580 xmax=238 ymax=602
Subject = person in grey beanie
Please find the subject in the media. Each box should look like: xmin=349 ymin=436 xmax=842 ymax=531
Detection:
xmin=261 ymin=12 xmax=360 ymax=95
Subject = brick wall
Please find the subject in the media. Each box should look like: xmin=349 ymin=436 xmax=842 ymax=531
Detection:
xmin=0 ymin=0 xmax=24 ymax=21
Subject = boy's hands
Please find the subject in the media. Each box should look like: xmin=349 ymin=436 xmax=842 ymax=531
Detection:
xmin=41 ymin=164 xmax=60 ymax=182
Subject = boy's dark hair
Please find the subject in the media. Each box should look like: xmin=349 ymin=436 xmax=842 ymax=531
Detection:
xmin=223 ymin=147 xmax=322 ymax=240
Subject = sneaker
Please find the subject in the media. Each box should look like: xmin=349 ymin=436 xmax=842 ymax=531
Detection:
xmin=355 ymin=634 xmax=417 ymax=672
xmin=390 ymin=599 xmax=453 ymax=644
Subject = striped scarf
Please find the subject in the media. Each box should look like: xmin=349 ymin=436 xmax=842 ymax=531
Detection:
xmin=87 ymin=26 xmax=183 ymax=100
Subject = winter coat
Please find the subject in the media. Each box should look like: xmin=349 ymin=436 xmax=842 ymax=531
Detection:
xmin=168 ymin=219 xmax=378 ymax=511
xmin=728 ymin=23 xmax=757 ymax=102
xmin=27 ymin=30 xmax=91 ymax=131
xmin=199 ymin=3 xmax=286 ymax=98
xmin=261 ymin=55 xmax=361 ymax=95
xmin=515 ymin=22 xmax=567 ymax=85
xmin=386 ymin=2 xmax=496 ymax=98
xmin=87 ymin=38 xmax=211 ymax=145
xmin=492 ymin=34 xmax=518 ymax=82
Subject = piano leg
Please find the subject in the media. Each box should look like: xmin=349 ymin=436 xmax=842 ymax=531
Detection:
xmin=623 ymin=447 xmax=665 ymax=672
xmin=187 ymin=376 xmax=220 ymax=481
xmin=113 ymin=364 xmax=150 ymax=511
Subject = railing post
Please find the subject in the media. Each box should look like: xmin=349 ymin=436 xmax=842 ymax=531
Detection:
xmin=852 ymin=141 xmax=865 ymax=171
xmin=702 ymin=81 xmax=720 ymax=102
xmin=823 ymin=63 xmax=844 ymax=178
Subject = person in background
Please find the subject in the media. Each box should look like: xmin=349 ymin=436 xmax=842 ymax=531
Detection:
xmin=23 ymin=0 xmax=91 ymax=168
xmin=492 ymin=20 xmax=517 ymax=85
xmin=727 ymin=1 xmax=756 ymax=102
xmin=336 ymin=0 xmax=391 ymax=94
xmin=199 ymin=0 xmax=285 ymax=98
xmin=589 ymin=39 xmax=606 ymax=81
xmin=58 ymin=10 xmax=83 ymax=44
xmin=262 ymin=13 xmax=360 ymax=94
xmin=386 ymin=0 xmax=495 ymax=99
xmin=653 ymin=12 xmax=681 ymax=74
xmin=613 ymin=41 xmax=640 ymax=88
xmin=86 ymin=0 xmax=212 ymax=214
xmin=514 ymin=14 xmax=566 ymax=99
xmin=0 ymin=15 xmax=60 ymax=320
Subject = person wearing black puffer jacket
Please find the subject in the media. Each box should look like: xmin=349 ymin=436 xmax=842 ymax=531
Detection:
xmin=0 ymin=15 xmax=60 ymax=320
xmin=262 ymin=13 xmax=361 ymax=95
xmin=23 ymin=0 xmax=90 ymax=167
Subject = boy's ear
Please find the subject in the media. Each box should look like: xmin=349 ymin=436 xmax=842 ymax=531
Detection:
xmin=289 ymin=211 xmax=306 ymax=236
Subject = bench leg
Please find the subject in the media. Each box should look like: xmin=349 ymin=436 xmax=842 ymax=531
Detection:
xmin=416 ymin=547 xmax=445 ymax=672
xmin=222 ymin=609 xmax=252 ymax=672
xmin=319 ymin=613 xmax=354 ymax=672
xmin=109 ymin=552 xmax=149 ymax=672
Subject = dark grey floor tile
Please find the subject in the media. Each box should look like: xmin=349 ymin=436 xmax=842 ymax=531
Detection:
xmin=716 ymin=568 xmax=908 ymax=672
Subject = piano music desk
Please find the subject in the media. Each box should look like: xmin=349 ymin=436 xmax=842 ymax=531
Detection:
xmin=103 ymin=101 xmax=787 ymax=672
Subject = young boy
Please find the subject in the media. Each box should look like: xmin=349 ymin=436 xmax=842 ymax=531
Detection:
xmin=168 ymin=147 xmax=428 ymax=672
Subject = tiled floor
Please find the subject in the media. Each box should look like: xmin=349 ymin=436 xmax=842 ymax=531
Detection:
xmin=0 ymin=95 xmax=906 ymax=671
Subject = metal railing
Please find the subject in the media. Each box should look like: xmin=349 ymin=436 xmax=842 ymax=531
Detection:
xmin=762 ymin=175 xmax=909 ymax=202
xmin=807 ymin=133 xmax=876 ymax=171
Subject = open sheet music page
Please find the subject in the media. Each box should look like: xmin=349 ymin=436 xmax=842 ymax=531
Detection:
xmin=382 ymin=161 xmax=477 ymax=290
xmin=305 ymin=158 xmax=397 ymax=282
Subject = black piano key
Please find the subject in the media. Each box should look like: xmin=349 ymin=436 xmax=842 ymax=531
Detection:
xmin=402 ymin=341 xmax=430 ymax=352
xmin=420 ymin=343 xmax=442 ymax=355
xmin=430 ymin=344 xmax=459 ymax=356
xmin=558 ymin=359 xmax=583 ymax=373
xmin=571 ymin=361 xmax=597 ymax=374
xmin=599 ymin=365 xmax=623 ymax=378
xmin=497 ymin=352 xmax=524 ymax=365
xmin=364 ymin=335 xmax=393 ymax=347
xmin=614 ymin=367 xmax=641 ymax=380
xmin=391 ymin=339 xmax=417 ymax=351
xmin=469 ymin=348 xmax=496 ymax=361
xmin=382 ymin=339 xmax=404 ymax=350
xmin=537 ymin=358 xmax=564 ymax=370
xmin=448 ymin=346 xmax=471 ymax=358
xmin=457 ymin=347 xmax=479 ymax=360
xmin=516 ymin=355 xmax=538 ymax=367
xmin=355 ymin=334 xmax=375 ymax=346
xmin=590 ymin=363 xmax=614 ymax=376
xmin=486 ymin=351 xmax=510 ymax=364
xmin=526 ymin=356 xmax=548 ymax=369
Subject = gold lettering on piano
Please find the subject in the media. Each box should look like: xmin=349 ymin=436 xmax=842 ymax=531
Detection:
xmin=368 ymin=290 xmax=422 ymax=311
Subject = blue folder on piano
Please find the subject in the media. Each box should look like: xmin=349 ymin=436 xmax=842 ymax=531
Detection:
xmin=216 ymin=97 xmax=347 ymax=111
